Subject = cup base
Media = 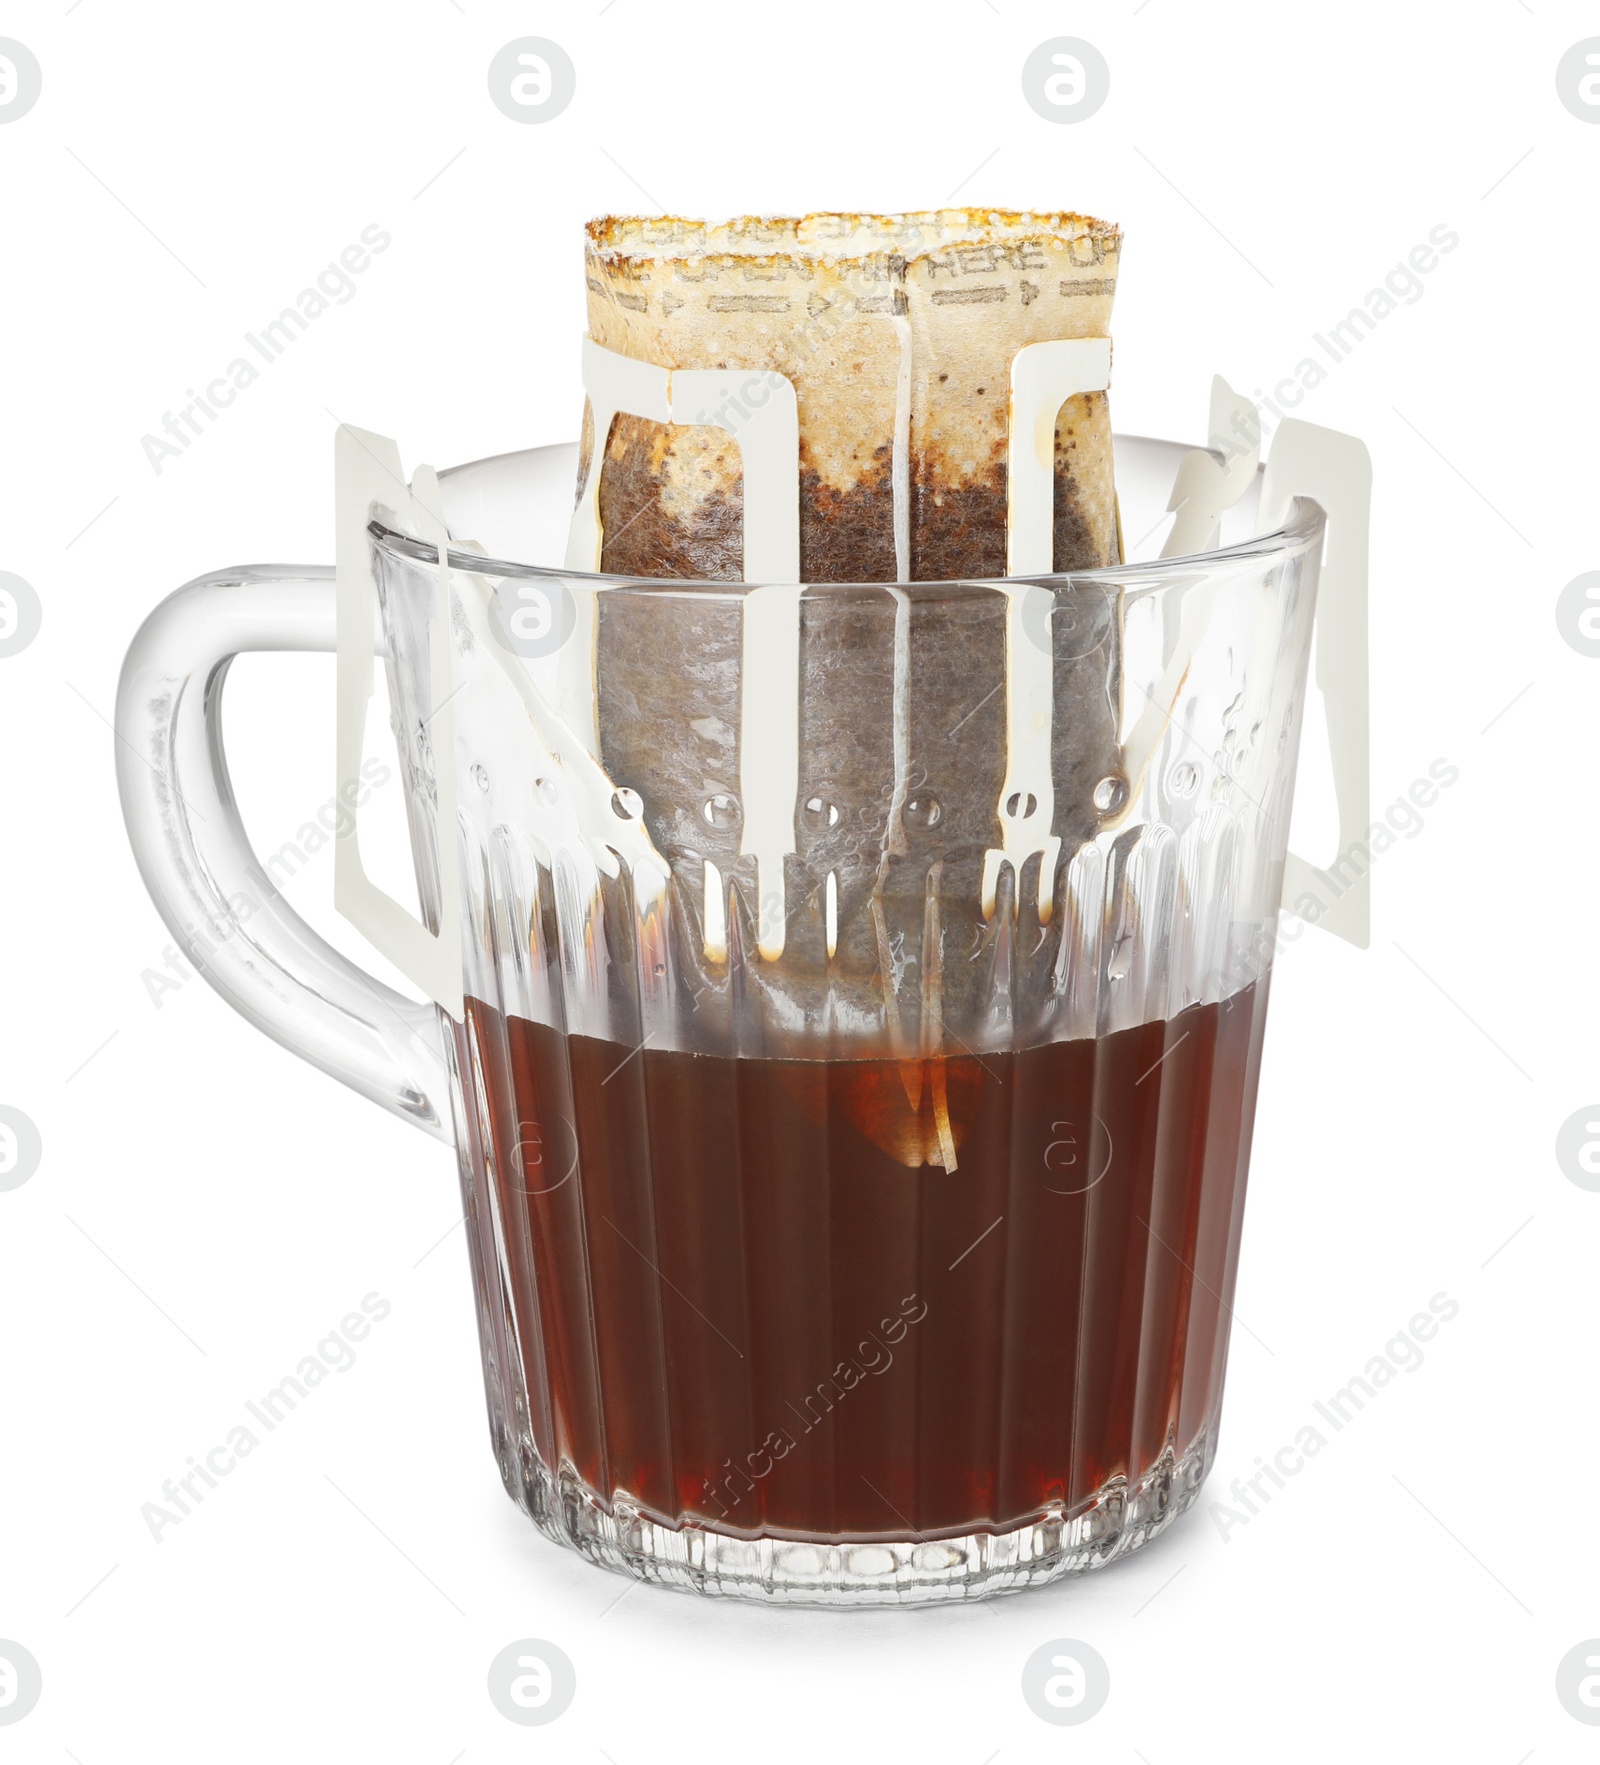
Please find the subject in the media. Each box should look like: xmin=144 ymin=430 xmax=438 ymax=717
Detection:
xmin=488 ymin=1418 xmax=1216 ymax=1606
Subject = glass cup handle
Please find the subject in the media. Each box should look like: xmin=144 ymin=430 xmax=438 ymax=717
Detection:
xmin=115 ymin=564 xmax=453 ymax=1139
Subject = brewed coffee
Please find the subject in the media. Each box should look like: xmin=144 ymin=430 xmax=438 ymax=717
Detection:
xmin=461 ymin=979 xmax=1266 ymax=1541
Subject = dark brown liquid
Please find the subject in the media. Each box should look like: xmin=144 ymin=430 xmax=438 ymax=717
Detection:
xmin=461 ymin=983 xmax=1268 ymax=1542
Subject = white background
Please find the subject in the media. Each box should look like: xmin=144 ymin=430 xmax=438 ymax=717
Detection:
xmin=3 ymin=0 xmax=1596 ymax=1757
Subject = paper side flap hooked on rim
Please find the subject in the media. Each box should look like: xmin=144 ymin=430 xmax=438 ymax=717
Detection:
xmin=569 ymin=336 xmax=801 ymax=582
xmin=334 ymin=424 xmax=464 ymax=1018
xmin=1161 ymin=375 xmax=1260 ymax=559
xmin=1256 ymin=417 xmax=1372 ymax=948
xmin=1006 ymin=337 xmax=1113 ymax=577
xmin=980 ymin=336 xmax=1113 ymax=920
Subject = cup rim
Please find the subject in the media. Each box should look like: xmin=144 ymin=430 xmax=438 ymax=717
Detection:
xmin=369 ymin=436 xmax=1325 ymax=592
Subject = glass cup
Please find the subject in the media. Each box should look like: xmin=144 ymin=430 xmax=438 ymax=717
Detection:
xmin=117 ymin=434 xmax=1328 ymax=1604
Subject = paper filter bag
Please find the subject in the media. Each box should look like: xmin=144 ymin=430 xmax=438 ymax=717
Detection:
xmin=569 ymin=212 xmax=1126 ymax=1166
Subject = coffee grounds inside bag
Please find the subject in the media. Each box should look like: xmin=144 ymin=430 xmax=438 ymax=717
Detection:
xmin=580 ymin=211 xmax=1121 ymax=582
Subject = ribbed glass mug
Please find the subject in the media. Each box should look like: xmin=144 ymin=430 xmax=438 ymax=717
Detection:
xmin=116 ymin=434 xmax=1328 ymax=1605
